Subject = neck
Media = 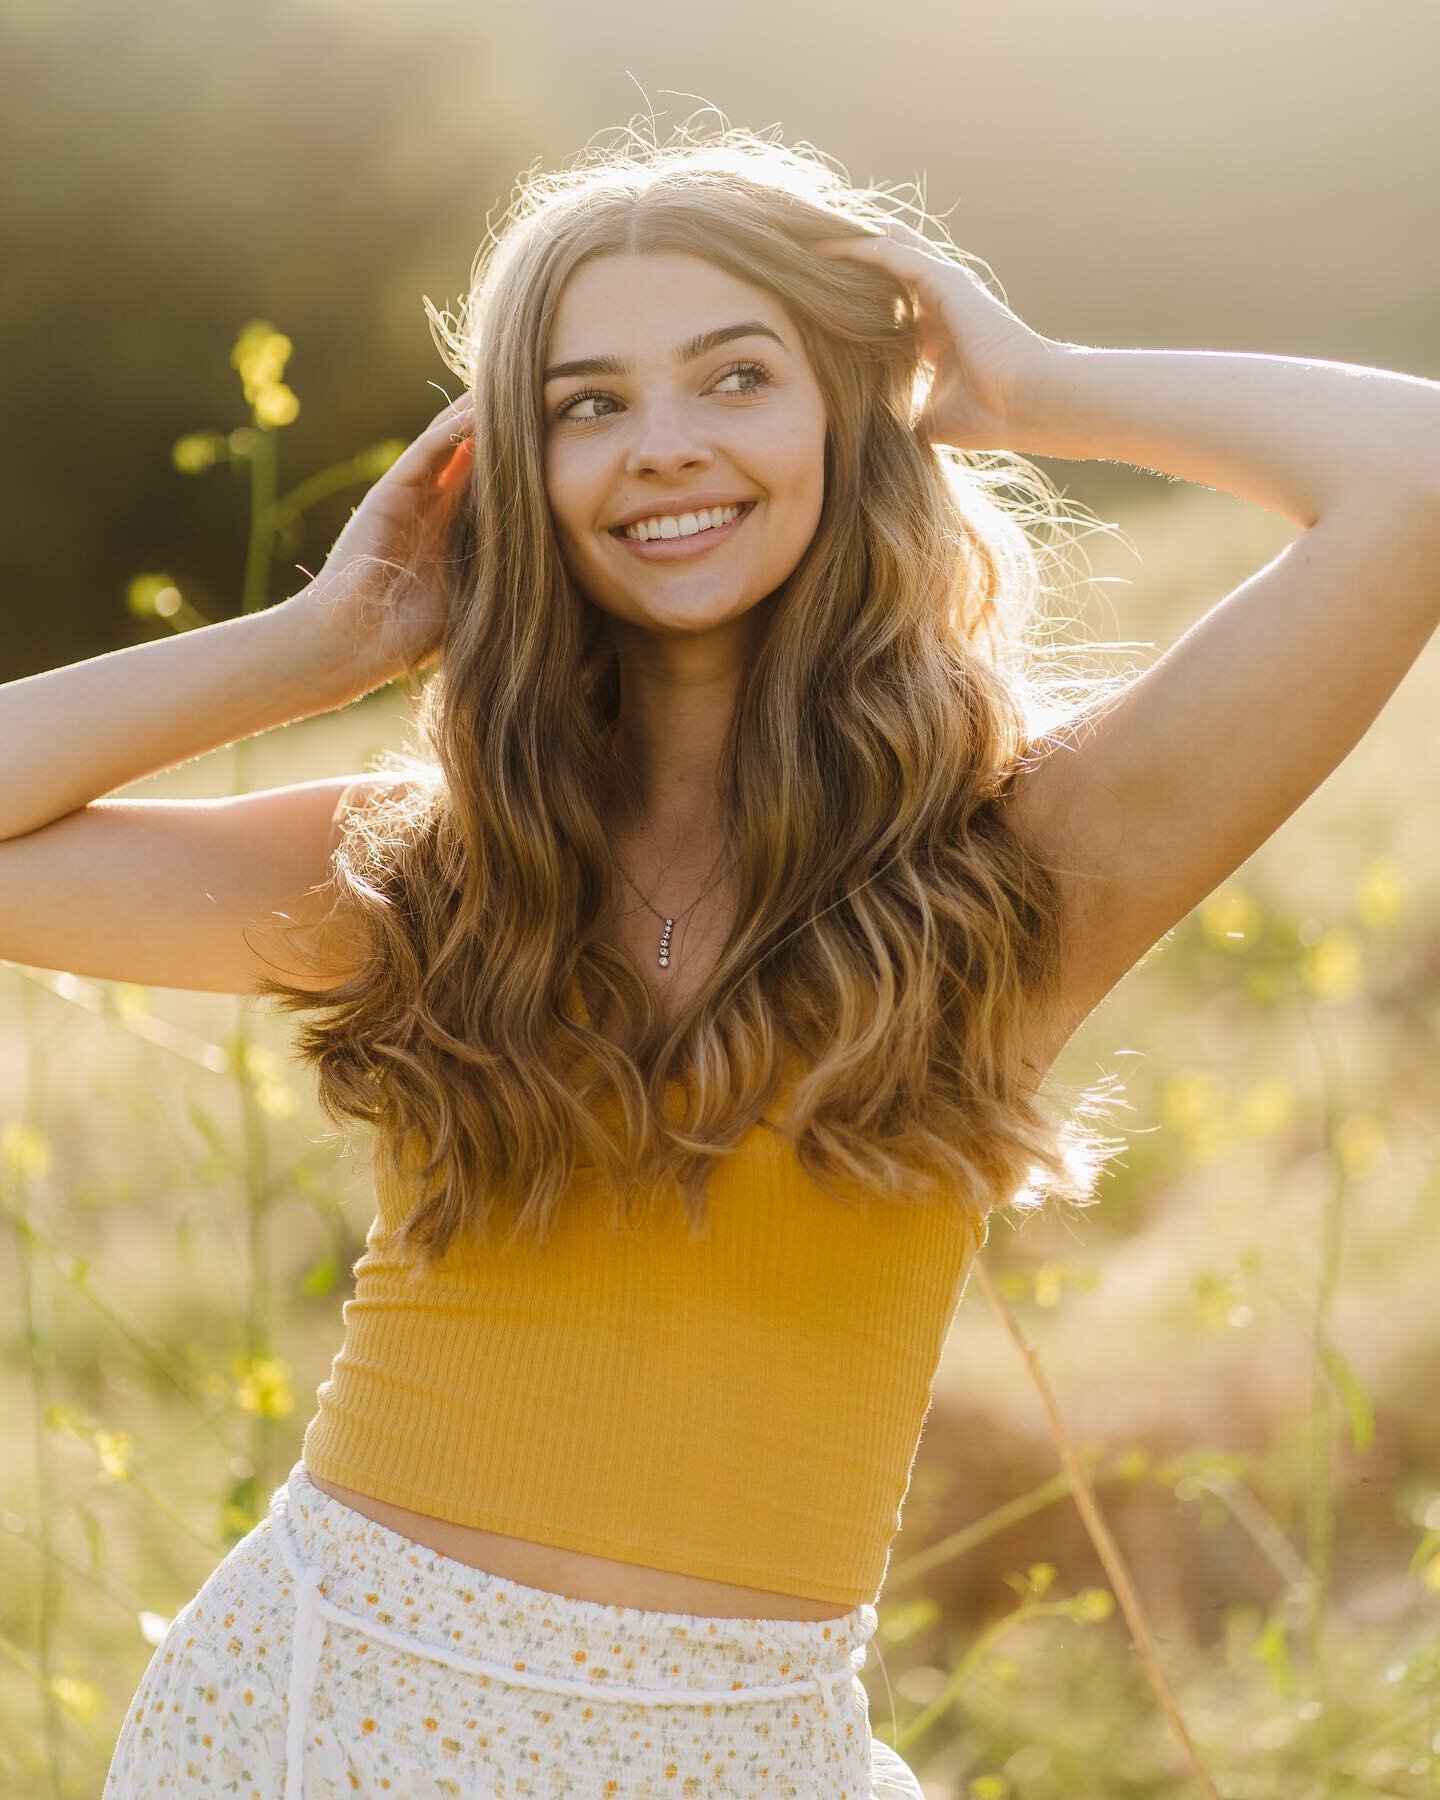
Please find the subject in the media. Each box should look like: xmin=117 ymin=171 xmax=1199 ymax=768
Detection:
xmin=604 ymin=724 xmax=730 ymax=859
xmin=603 ymin=609 xmax=759 ymax=852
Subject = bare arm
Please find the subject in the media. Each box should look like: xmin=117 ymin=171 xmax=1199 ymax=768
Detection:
xmin=0 ymin=591 xmax=382 ymax=844
xmin=0 ymin=775 xmax=387 ymax=995
xmin=998 ymin=345 xmax=1440 ymax=1040
xmin=807 ymin=224 xmax=1440 ymax=1053
xmin=0 ymin=396 xmax=471 ymax=994
xmin=1010 ymin=342 xmax=1440 ymax=528
xmin=0 ymin=593 xmax=409 ymax=995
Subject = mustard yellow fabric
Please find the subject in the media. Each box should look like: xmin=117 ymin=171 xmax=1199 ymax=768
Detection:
xmin=302 ymin=989 xmax=988 ymax=1607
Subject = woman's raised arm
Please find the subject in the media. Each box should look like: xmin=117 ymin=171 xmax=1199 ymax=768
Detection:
xmin=0 ymin=599 xmax=365 ymax=844
xmin=0 ymin=389 xmax=473 ymax=844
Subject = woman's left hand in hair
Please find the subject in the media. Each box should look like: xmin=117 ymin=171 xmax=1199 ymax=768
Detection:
xmin=808 ymin=218 xmax=1069 ymax=451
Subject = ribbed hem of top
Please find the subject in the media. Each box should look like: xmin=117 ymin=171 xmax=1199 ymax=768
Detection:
xmin=300 ymin=1446 xmax=881 ymax=1611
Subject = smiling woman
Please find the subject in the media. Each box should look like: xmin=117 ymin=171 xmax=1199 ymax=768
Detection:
xmin=542 ymin=252 xmax=828 ymax=645
xmin=101 ymin=123 xmax=1133 ymax=1798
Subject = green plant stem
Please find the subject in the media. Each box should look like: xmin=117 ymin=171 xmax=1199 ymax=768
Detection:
xmin=121 ymin=1470 xmax=227 ymax=1553
xmin=967 ymin=1250 xmax=1221 ymax=1798
xmin=0 ymin=1188 xmax=239 ymax=1449
xmin=10 ymin=981 xmax=66 ymax=1796
xmin=241 ymin=424 xmax=278 ymax=617
xmin=5 ymin=1512 xmax=148 ymax=1618
xmin=232 ymin=981 xmax=277 ymax=1495
xmin=890 ymin=1597 xmax=1073 ymax=1756
xmin=1188 ymin=1469 xmax=1312 ymax=1593
xmin=235 ymin=414 xmax=281 ymax=1495
xmin=265 ymin=447 xmax=393 ymax=534
xmin=1325 ymin=1680 xmax=1440 ymax=1772
xmin=0 ymin=1630 xmax=112 ymax=1761
xmin=1299 ymin=990 xmax=1348 ymax=1773
xmin=886 ymin=1468 xmax=1090 ymax=1590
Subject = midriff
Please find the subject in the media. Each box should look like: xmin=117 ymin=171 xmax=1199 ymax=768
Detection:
xmin=305 ymin=1473 xmax=851 ymax=1621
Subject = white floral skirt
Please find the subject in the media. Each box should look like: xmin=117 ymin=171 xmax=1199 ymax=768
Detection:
xmin=104 ymin=1461 xmax=923 ymax=1797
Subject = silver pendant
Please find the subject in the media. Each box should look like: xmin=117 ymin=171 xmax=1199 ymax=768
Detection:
xmin=658 ymin=917 xmax=673 ymax=968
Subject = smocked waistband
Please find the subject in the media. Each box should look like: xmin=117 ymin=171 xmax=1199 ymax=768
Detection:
xmin=271 ymin=1464 xmax=876 ymax=1800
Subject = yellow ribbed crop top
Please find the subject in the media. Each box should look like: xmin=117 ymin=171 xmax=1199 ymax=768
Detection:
xmin=302 ymin=994 xmax=989 ymax=1607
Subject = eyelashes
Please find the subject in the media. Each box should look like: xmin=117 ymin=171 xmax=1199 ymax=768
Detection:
xmin=552 ymin=359 xmax=774 ymax=424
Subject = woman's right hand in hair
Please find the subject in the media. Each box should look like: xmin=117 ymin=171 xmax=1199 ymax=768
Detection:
xmin=294 ymin=391 xmax=475 ymax=690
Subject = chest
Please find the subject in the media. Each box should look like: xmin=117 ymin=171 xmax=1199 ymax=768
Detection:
xmin=579 ymin=863 xmax=1070 ymax=1081
xmin=585 ymin=863 xmax=738 ymax=1040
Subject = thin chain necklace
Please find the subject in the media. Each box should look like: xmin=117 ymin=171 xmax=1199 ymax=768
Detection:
xmin=609 ymin=837 xmax=736 ymax=969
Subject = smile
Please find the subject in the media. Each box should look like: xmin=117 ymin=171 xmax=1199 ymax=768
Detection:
xmin=609 ymin=501 xmax=756 ymax=560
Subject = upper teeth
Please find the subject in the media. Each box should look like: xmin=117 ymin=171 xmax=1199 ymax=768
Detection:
xmin=621 ymin=503 xmax=745 ymax=542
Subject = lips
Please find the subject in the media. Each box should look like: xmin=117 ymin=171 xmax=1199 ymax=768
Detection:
xmin=609 ymin=500 xmax=757 ymax=560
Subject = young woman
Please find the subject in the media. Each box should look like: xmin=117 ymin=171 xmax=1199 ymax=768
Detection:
xmin=5 ymin=127 xmax=1431 ymax=1796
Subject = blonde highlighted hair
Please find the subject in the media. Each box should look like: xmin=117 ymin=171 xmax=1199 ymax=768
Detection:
xmin=255 ymin=119 xmax=1133 ymax=1266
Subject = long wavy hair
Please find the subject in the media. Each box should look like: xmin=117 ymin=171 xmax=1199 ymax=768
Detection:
xmin=254 ymin=122 xmax=1133 ymax=1267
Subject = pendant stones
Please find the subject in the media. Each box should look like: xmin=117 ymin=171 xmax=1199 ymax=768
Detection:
xmin=658 ymin=917 xmax=673 ymax=968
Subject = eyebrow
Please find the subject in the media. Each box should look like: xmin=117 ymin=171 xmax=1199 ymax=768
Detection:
xmin=542 ymin=320 xmax=786 ymax=385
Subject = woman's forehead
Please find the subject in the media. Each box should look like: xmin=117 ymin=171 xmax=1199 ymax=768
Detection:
xmin=546 ymin=253 xmax=788 ymax=359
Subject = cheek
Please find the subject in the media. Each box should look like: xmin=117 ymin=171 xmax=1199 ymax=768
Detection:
xmin=779 ymin=438 xmax=827 ymax=531
xmin=544 ymin=451 xmax=595 ymax=539
xmin=768 ymin=396 xmax=828 ymax=489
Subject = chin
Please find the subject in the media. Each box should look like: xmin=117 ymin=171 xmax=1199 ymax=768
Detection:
xmin=641 ymin=590 xmax=767 ymax=630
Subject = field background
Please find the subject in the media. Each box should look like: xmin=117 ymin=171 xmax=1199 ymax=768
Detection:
xmin=2 ymin=1 xmax=1438 ymax=1795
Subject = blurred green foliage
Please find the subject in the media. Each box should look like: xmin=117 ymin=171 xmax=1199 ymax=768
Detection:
xmin=1 ymin=351 xmax=1438 ymax=1793
xmin=4 ymin=6 xmax=1440 ymax=1792
xmin=0 ymin=0 xmax=542 ymax=680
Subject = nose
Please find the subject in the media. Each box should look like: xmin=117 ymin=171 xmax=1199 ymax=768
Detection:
xmin=622 ymin=395 xmax=714 ymax=480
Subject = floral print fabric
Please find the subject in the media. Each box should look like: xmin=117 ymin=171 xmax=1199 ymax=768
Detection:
xmin=105 ymin=1461 xmax=923 ymax=1797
